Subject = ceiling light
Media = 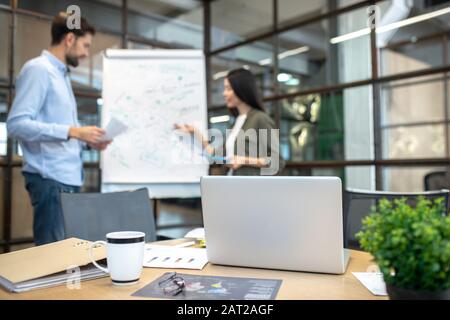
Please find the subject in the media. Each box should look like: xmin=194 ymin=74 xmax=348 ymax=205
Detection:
xmin=259 ymin=46 xmax=310 ymax=65
xmin=330 ymin=6 xmax=450 ymax=44
xmin=278 ymin=46 xmax=310 ymax=59
xmin=277 ymin=73 xmax=291 ymax=82
xmin=213 ymin=70 xmax=229 ymax=80
xmin=210 ymin=115 xmax=230 ymax=124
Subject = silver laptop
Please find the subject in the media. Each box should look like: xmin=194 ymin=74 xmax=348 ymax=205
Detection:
xmin=200 ymin=176 xmax=351 ymax=274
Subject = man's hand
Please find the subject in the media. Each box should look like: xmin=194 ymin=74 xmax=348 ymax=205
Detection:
xmin=69 ymin=126 xmax=105 ymax=144
xmin=88 ymin=140 xmax=112 ymax=151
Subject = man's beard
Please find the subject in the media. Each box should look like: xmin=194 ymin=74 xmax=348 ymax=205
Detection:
xmin=66 ymin=54 xmax=79 ymax=67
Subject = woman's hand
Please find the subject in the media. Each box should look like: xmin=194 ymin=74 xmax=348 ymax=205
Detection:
xmin=174 ymin=123 xmax=196 ymax=135
xmin=174 ymin=123 xmax=213 ymax=152
xmin=225 ymin=155 xmax=247 ymax=170
xmin=226 ymin=156 xmax=269 ymax=170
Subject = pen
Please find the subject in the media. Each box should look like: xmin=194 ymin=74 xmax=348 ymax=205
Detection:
xmin=198 ymin=153 xmax=229 ymax=162
xmin=174 ymin=241 xmax=196 ymax=248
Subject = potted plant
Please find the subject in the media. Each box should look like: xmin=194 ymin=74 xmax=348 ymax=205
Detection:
xmin=356 ymin=197 xmax=450 ymax=300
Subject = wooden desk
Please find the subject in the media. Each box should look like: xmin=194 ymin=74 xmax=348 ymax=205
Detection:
xmin=0 ymin=242 xmax=387 ymax=300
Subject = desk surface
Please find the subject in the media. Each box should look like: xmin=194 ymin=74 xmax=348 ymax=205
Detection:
xmin=0 ymin=240 xmax=387 ymax=300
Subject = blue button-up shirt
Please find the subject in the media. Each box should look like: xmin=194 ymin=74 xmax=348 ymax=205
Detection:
xmin=7 ymin=50 xmax=83 ymax=186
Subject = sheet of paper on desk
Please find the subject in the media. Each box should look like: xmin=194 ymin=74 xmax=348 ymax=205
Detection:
xmin=144 ymin=245 xmax=208 ymax=270
xmin=352 ymin=272 xmax=388 ymax=296
xmin=101 ymin=117 xmax=128 ymax=141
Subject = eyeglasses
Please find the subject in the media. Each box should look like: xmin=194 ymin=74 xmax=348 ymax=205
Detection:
xmin=158 ymin=272 xmax=185 ymax=296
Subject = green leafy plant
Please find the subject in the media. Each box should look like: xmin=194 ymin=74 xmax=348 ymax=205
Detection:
xmin=356 ymin=197 xmax=450 ymax=291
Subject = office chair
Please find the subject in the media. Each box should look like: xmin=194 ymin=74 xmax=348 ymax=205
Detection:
xmin=424 ymin=171 xmax=448 ymax=191
xmin=343 ymin=188 xmax=450 ymax=250
xmin=60 ymin=188 xmax=158 ymax=242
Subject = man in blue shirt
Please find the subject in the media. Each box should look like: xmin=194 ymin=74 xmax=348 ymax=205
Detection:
xmin=7 ymin=13 xmax=111 ymax=245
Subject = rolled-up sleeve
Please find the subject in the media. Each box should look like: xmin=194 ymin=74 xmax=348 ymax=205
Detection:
xmin=7 ymin=63 xmax=70 ymax=142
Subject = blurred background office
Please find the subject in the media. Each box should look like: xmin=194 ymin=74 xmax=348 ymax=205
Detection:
xmin=0 ymin=0 xmax=449 ymax=251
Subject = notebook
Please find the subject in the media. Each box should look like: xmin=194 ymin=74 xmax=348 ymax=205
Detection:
xmin=0 ymin=238 xmax=107 ymax=293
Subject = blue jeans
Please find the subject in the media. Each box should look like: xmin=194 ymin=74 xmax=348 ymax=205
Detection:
xmin=23 ymin=172 xmax=80 ymax=246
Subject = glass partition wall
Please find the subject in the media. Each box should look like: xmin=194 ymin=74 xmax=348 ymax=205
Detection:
xmin=207 ymin=0 xmax=450 ymax=194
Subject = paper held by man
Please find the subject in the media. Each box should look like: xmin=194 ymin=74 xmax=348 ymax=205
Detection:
xmin=100 ymin=117 xmax=128 ymax=142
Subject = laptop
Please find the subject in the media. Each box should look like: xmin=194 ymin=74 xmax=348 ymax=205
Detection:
xmin=200 ymin=176 xmax=351 ymax=274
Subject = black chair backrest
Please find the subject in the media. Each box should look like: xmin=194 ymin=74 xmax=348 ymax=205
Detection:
xmin=424 ymin=171 xmax=448 ymax=191
xmin=343 ymin=189 xmax=450 ymax=250
xmin=60 ymin=188 xmax=156 ymax=242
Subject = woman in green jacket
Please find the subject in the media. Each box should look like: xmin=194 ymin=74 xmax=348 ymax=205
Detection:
xmin=175 ymin=68 xmax=284 ymax=176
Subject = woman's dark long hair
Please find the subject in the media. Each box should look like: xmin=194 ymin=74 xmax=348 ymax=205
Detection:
xmin=226 ymin=68 xmax=265 ymax=118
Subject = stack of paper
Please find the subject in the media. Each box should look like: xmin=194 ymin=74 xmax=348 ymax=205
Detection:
xmin=0 ymin=264 xmax=106 ymax=293
xmin=352 ymin=272 xmax=388 ymax=296
xmin=0 ymin=238 xmax=108 ymax=293
xmin=144 ymin=244 xmax=208 ymax=270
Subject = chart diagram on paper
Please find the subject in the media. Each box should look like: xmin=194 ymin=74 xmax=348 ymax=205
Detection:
xmin=101 ymin=50 xmax=208 ymax=184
